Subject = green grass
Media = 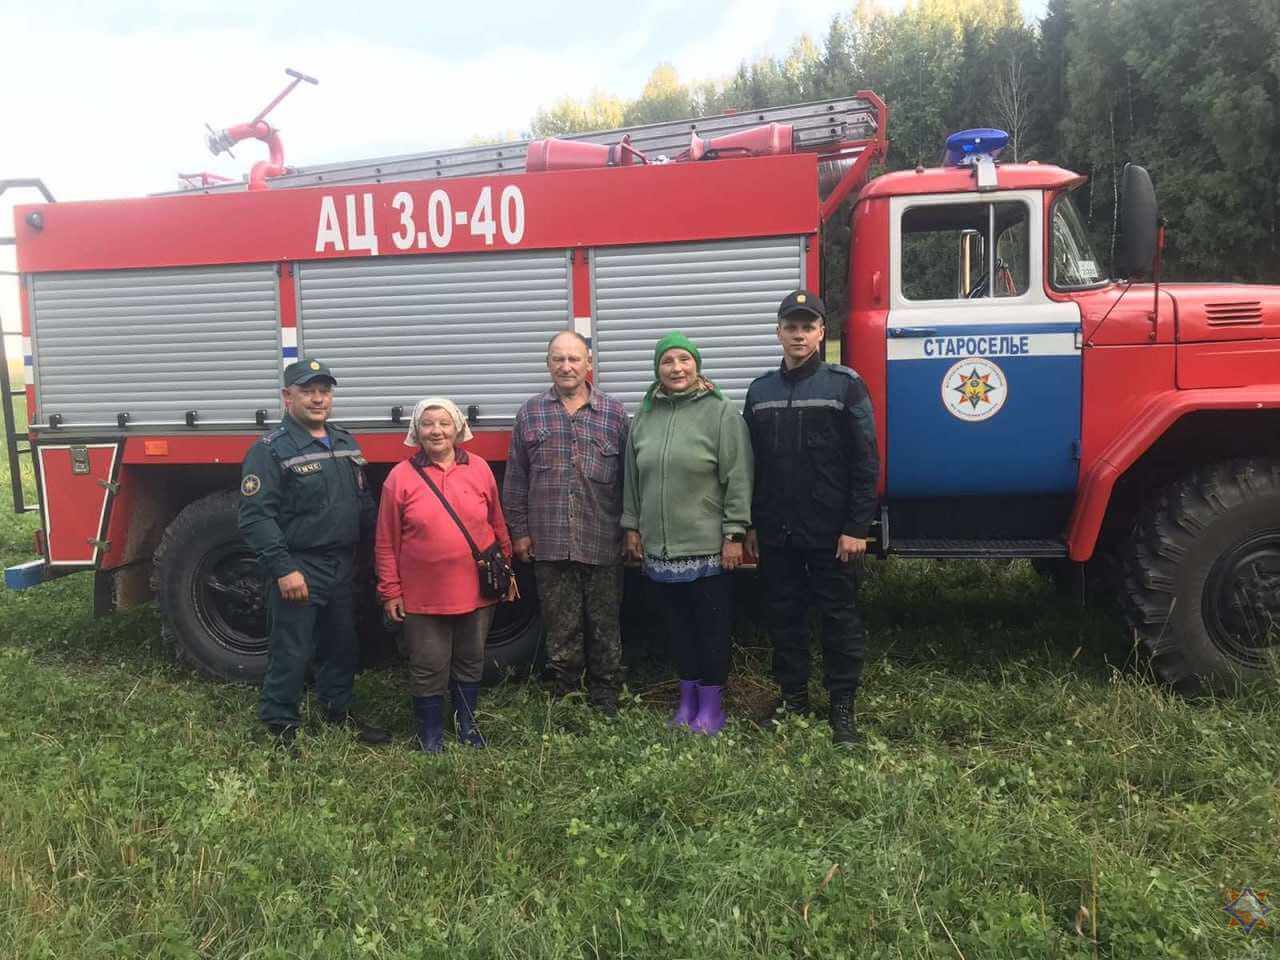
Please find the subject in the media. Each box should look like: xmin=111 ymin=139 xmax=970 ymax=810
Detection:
xmin=0 ymin=424 xmax=1277 ymax=958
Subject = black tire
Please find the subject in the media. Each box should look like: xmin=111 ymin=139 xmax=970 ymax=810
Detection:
xmin=152 ymin=490 xmax=270 ymax=683
xmin=481 ymin=559 xmax=544 ymax=681
xmin=153 ymin=490 xmax=546 ymax=684
xmin=1120 ymin=459 xmax=1280 ymax=693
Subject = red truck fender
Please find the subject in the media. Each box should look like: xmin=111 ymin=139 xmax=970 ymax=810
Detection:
xmin=1067 ymin=386 xmax=1280 ymax=561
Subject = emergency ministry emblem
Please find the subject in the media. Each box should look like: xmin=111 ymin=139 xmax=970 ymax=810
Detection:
xmin=241 ymin=474 xmax=261 ymax=496
xmin=941 ymin=357 xmax=1007 ymax=422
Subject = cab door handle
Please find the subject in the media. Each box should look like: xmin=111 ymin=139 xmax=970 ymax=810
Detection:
xmin=888 ymin=327 xmax=937 ymax=338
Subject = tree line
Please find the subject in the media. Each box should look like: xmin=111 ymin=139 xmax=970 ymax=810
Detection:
xmin=525 ymin=0 xmax=1279 ymax=317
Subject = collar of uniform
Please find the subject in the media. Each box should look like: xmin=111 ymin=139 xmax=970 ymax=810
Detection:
xmin=282 ymin=412 xmax=332 ymax=449
xmin=411 ymin=447 xmax=470 ymax=468
xmin=781 ymin=351 xmax=822 ymax=382
xmin=541 ymin=384 xmax=600 ymax=410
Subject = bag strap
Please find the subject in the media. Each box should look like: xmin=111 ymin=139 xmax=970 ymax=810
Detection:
xmin=409 ymin=458 xmax=483 ymax=561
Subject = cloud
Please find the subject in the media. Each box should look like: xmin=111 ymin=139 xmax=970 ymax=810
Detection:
xmin=1 ymin=19 xmax=699 ymax=203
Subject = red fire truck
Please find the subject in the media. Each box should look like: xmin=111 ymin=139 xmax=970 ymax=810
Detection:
xmin=4 ymin=86 xmax=1278 ymax=693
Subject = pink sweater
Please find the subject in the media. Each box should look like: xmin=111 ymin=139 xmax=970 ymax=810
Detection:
xmin=375 ymin=450 xmax=512 ymax=615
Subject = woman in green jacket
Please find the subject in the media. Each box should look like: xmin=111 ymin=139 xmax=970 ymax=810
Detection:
xmin=622 ymin=332 xmax=753 ymax=735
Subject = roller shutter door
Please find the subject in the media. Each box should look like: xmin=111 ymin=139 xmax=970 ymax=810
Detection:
xmin=297 ymin=251 xmax=570 ymax=423
xmin=591 ymin=236 xmax=804 ymax=411
xmin=30 ymin=265 xmax=281 ymax=429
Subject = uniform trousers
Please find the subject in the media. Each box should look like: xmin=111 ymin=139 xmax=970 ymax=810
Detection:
xmin=759 ymin=543 xmax=865 ymax=697
xmin=534 ymin=561 xmax=623 ymax=695
xmin=258 ymin=573 xmax=358 ymax=727
xmin=654 ymin=572 xmax=733 ymax=685
xmin=401 ymin=606 xmax=495 ymax=697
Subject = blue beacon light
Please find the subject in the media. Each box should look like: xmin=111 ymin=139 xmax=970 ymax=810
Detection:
xmin=945 ymin=128 xmax=1009 ymax=166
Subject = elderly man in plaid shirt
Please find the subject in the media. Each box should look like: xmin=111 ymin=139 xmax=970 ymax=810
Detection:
xmin=503 ymin=331 xmax=630 ymax=715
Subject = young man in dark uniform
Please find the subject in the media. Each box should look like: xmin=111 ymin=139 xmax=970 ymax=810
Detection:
xmin=743 ymin=291 xmax=880 ymax=745
xmin=239 ymin=359 xmax=390 ymax=748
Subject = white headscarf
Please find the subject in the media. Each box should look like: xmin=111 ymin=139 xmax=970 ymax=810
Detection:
xmin=403 ymin=396 xmax=474 ymax=448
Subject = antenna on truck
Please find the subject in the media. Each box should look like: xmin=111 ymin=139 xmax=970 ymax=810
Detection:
xmin=202 ymin=68 xmax=319 ymax=191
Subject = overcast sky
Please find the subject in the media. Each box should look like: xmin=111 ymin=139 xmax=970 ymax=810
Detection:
xmin=0 ymin=0 xmax=1046 ymax=337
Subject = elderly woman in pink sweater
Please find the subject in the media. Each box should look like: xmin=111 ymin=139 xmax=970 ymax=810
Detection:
xmin=375 ymin=397 xmax=515 ymax=753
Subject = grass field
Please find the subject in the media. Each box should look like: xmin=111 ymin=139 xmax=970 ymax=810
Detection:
xmin=1 ymin=424 xmax=1277 ymax=958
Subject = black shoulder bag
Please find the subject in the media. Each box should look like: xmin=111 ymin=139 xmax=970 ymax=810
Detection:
xmin=409 ymin=459 xmax=514 ymax=600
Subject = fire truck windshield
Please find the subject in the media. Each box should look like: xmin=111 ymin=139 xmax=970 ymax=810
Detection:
xmin=1050 ymin=191 xmax=1107 ymax=288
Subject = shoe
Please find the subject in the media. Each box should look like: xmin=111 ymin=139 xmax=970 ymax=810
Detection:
xmin=668 ymin=679 xmax=699 ymax=729
xmin=689 ymin=684 xmax=726 ymax=736
xmin=265 ymin=722 xmax=300 ymax=756
xmin=763 ymin=689 xmax=811 ymax=729
xmin=550 ymin=676 xmax=580 ymax=700
xmin=829 ymin=693 xmax=860 ymax=746
xmin=324 ymin=708 xmax=392 ymax=745
xmin=589 ymin=688 xmax=619 ymax=718
xmin=412 ymin=695 xmax=445 ymax=754
xmin=449 ymin=681 xmax=487 ymax=748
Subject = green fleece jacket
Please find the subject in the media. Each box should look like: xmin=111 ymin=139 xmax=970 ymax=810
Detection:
xmin=621 ymin=384 xmax=753 ymax=559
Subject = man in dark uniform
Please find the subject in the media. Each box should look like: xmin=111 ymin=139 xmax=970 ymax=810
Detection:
xmin=239 ymin=358 xmax=390 ymax=748
xmin=743 ymin=290 xmax=880 ymax=745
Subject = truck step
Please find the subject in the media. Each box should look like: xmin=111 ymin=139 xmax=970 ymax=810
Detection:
xmin=889 ymin=538 xmax=1067 ymax=559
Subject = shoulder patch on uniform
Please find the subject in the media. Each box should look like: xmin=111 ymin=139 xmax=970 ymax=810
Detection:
xmin=828 ymin=363 xmax=862 ymax=381
xmin=241 ymin=474 xmax=262 ymax=496
xmin=259 ymin=426 xmax=288 ymax=445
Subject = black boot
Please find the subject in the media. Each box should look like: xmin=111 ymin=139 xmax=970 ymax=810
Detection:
xmin=763 ymin=688 xmax=811 ymax=728
xmin=413 ymin=695 xmax=445 ymax=754
xmin=449 ymin=681 xmax=487 ymax=748
xmin=829 ymin=693 xmax=860 ymax=746
xmin=264 ymin=722 xmax=300 ymax=757
xmin=324 ymin=708 xmax=392 ymax=745
xmin=589 ymin=686 xmax=619 ymax=718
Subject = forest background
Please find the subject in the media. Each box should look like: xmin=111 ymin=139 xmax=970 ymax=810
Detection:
xmin=518 ymin=0 xmax=1280 ymax=318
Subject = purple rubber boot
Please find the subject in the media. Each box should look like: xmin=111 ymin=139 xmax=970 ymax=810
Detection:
xmin=669 ymin=679 xmax=699 ymax=729
xmin=689 ymin=684 xmax=725 ymax=736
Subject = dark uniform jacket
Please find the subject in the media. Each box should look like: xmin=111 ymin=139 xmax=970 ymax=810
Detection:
xmin=742 ymin=352 xmax=880 ymax=548
xmin=239 ymin=414 xmax=376 ymax=589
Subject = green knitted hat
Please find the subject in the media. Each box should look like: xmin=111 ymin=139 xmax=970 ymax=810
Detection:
xmin=653 ymin=331 xmax=701 ymax=377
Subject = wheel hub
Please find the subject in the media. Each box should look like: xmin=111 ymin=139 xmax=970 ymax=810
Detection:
xmin=193 ymin=545 xmax=269 ymax=657
xmin=1204 ymin=530 xmax=1280 ymax=668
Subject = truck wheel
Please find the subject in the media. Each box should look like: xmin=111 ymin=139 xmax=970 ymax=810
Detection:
xmin=481 ymin=560 xmax=544 ymax=681
xmin=1121 ymin=459 xmax=1280 ymax=693
xmin=152 ymin=490 xmax=269 ymax=682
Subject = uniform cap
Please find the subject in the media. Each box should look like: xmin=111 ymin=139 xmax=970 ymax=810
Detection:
xmin=777 ymin=289 xmax=826 ymax=322
xmin=284 ymin=358 xmax=337 ymax=387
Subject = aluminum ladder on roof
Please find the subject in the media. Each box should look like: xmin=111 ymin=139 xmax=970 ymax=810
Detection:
xmin=172 ymin=94 xmax=883 ymax=195
xmin=0 ymin=179 xmax=51 ymax=514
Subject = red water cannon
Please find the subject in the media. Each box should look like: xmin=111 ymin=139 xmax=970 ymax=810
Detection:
xmin=205 ymin=68 xmax=318 ymax=190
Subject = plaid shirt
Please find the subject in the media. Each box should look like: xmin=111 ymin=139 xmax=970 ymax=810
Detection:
xmin=503 ymin=386 xmax=630 ymax=565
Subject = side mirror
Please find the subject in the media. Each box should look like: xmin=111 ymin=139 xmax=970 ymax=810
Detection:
xmin=1118 ymin=163 xmax=1159 ymax=278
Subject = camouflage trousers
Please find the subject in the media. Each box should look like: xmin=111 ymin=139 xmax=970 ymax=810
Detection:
xmin=534 ymin=561 xmax=624 ymax=700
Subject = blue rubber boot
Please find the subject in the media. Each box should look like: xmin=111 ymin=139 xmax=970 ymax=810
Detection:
xmin=689 ymin=684 xmax=725 ymax=736
xmin=413 ymin=695 xmax=444 ymax=754
xmin=669 ymin=679 xmax=699 ymax=729
xmin=450 ymin=681 xmax=487 ymax=748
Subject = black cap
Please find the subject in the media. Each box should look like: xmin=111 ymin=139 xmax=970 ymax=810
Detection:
xmin=284 ymin=358 xmax=337 ymax=387
xmin=777 ymin=289 xmax=826 ymax=322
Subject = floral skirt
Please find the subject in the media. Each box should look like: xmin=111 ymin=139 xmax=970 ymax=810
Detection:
xmin=642 ymin=553 xmax=722 ymax=583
